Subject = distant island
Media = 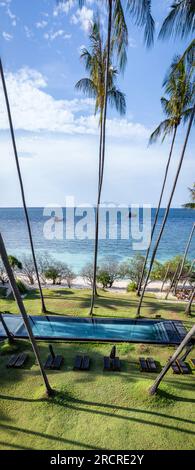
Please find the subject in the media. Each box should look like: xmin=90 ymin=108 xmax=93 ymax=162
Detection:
xmin=182 ymin=183 xmax=195 ymax=209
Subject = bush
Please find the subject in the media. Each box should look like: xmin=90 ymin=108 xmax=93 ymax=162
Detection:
xmin=16 ymin=279 xmax=28 ymax=294
xmin=119 ymin=254 xmax=146 ymax=289
xmin=126 ymin=281 xmax=137 ymax=292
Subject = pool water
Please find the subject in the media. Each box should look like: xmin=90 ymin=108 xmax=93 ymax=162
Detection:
xmin=0 ymin=314 xmax=186 ymax=344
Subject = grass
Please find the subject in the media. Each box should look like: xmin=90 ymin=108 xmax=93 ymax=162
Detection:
xmin=0 ymin=339 xmax=194 ymax=450
xmin=0 ymin=288 xmax=194 ymax=450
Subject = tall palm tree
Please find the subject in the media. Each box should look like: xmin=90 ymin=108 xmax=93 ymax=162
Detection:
xmin=59 ymin=1 xmax=154 ymax=315
xmin=137 ymin=103 xmax=195 ymax=316
xmin=137 ymin=55 xmax=194 ymax=296
xmin=0 ymin=59 xmax=47 ymax=313
xmin=76 ymin=19 xmax=126 ymax=313
xmin=0 ymin=233 xmax=53 ymax=396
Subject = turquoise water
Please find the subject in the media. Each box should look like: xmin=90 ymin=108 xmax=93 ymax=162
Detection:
xmin=0 ymin=207 xmax=194 ymax=272
xmin=0 ymin=314 xmax=186 ymax=344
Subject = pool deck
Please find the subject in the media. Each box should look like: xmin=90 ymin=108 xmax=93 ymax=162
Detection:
xmin=0 ymin=314 xmax=187 ymax=345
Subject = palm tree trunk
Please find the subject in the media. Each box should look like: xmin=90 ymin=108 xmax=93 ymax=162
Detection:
xmin=149 ymin=324 xmax=195 ymax=395
xmin=0 ymin=312 xmax=14 ymax=343
xmin=185 ymin=285 xmax=195 ymax=315
xmin=182 ymin=258 xmax=195 ymax=289
xmin=165 ymin=260 xmax=181 ymax=300
xmin=160 ymin=263 xmax=170 ymax=292
xmin=174 ymin=223 xmax=195 ymax=293
xmin=137 ymin=104 xmax=195 ymax=317
xmin=137 ymin=125 xmax=178 ymax=296
xmin=0 ymin=233 xmax=53 ymax=396
xmin=0 ymin=58 xmax=46 ymax=313
xmin=89 ymin=0 xmax=113 ymax=315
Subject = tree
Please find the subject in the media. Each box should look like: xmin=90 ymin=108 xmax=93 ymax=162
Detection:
xmin=150 ymin=260 xmax=165 ymax=281
xmin=45 ymin=267 xmax=60 ymax=285
xmin=63 ymin=266 xmax=76 ymax=288
xmin=21 ymin=254 xmax=35 ymax=285
xmin=159 ymin=0 xmax=195 ymax=40
xmin=185 ymin=284 xmax=195 ymax=315
xmin=0 ymin=59 xmax=47 ymax=313
xmin=137 ymin=54 xmax=194 ymax=295
xmin=80 ymin=263 xmax=97 ymax=287
xmin=183 ymin=182 xmax=195 ymax=208
xmin=8 ymin=255 xmax=22 ymax=271
xmin=0 ymin=258 xmax=8 ymax=284
xmin=174 ymin=223 xmax=195 ymax=292
xmin=137 ymin=104 xmax=195 ymax=316
xmin=0 ymin=233 xmax=53 ymax=396
xmin=76 ymin=17 xmax=126 ymax=314
xmin=97 ymin=260 xmax=119 ymax=288
xmin=119 ymin=254 xmax=146 ymax=289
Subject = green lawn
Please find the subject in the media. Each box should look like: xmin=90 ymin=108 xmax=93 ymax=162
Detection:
xmin=0 ymin=288 xmax=194 ymax=450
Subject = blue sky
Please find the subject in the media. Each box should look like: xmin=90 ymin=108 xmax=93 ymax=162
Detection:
xmin=0 ymin=0 xmax=194 ymax=207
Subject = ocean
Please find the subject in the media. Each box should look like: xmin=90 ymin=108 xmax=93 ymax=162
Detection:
xmin=0 ymin=207 xmax=194 ymax=274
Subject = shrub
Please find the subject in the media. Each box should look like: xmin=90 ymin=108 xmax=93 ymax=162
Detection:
xmin=16 ymin=279 xmax=28 ymax=294
xmin=126 ymin=281 xmax=137 ymax=292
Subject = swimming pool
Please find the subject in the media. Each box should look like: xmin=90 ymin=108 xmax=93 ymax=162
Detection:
xmin=0 ymin=314 xmax=187 ymax=344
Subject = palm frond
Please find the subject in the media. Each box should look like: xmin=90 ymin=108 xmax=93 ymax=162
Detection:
xmin=108 ymin=87 xmax=126 ymax=115
xmin=127 ymin=0 xmax=155 ymax=47
xmin=149 ymin=119 xmax=174 ymax=144
xmin=159 ymin=0 xmax=195 ymax=40
xmin=113 ymin=0 xmax=128 ymax=71
xmin=75 ymin=78 xmax=97 ymax=98
xmin=181 ymin=106 xmax=195 ymax=124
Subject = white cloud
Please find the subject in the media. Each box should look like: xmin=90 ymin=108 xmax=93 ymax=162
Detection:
xmin=36 ymin=20 xmax=48 ymax=29
xmin=0 ymin=67 xmax=149 ymax=141
xmin=2 ymin=31 xmax=13 ymax=41
xmin=71 ymin=6 xmax=93 ymax=33
xmin=44 ymin=29 xmax=71 ymax=41
xmin=53 ymin=0 xmax=76 ymax=17
xmin=24 ymin=26 xmax=33 ymax=39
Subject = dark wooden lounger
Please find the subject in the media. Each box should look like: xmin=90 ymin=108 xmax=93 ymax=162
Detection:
xmin=104 ymin=356 xmax=111 ymax=371
xmin=139 ymin=357 xmax=149 ymax=372
xmin=112 ymin=357 xmax=121 ymax=371
xmin=177 ymin=359 xmax=190 ymax=374
xmin=81 ymin=355 xmax=90 ymax=371
xmin=171 ymin=361 xmax=180 ymax=374
xmin=51 ymin=355 xmax=63 ymax=370
xmin=44 ymin=355 xmax=54 ymax=369
xmin=6 ymin=354 xmax=20 ymax=368
xmin=146 ymin=357 xmax=157 ymax=373
xmin=73 ymin=355 xmax=83 ymax=370
xmin=14 ymin=353 xmax=28 ymax=368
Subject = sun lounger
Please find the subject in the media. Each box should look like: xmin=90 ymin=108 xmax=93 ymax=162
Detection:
xmin=14 ymin=353 xmax=28 ymax=368
xmin=189 ymin=358 xmax=195 ymax=369
xmin=112 ymin=357 xmax=121 ymax=371
xmin=146 ymin=357 xmax=157 ymax=373
xmin=73 ymin=355 xmax=83 ymax=370
xmin=44 ymin=355 xmax=54 ymax=369
xmin=104 ymin=356 xmax=111 ymax=371
xmin=177 ymin=359 xmax=190 ymax=374
xmin=139 ymin=357 xmax=149 ymax=372
xmin=6 ymin=354 xmax=20 ymax=368
xmin=81 ymin=355 xmax=90 ymax=370
xmin=171 ymin=361 xmax=180 ymax=374
xmin=51 ymin=355 xmax=63 ymax=370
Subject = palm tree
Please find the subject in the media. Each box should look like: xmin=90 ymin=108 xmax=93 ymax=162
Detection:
xmin=137 ymin=55 xmax=194 ymax=296
xmin=149 ymin=323 xmax=195 ymax=395
xmin=59 ymin=1 xmax=154 ymax=315
xmin=76 ymin=19 xmax=126 ymax=313
xmin=0 ymin=233 xmax=53 ymax=396
xmin=0 ymin=59 xmax=47 ymax=313
xmin=159 ymin=0 xmax=195 ymax=40
xmin=183 ymin=182 xmax=195 ymax=207
xmin=174 ymin=223 xmax=195 ymax=293
xmin=137 ymin=103 xmax=195 ymax=316
xmin=185 ymin=284 xmax=195 ymax=314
